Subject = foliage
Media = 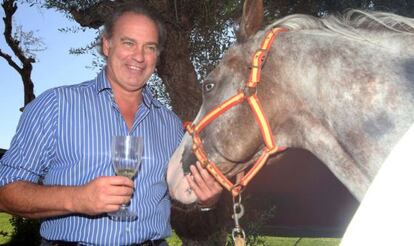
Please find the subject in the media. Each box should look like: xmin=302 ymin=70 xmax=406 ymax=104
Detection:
xmin=187 ymin=1 xmax=239 ymax=81
xmin=243 ymin=205 xmax=277 ymax=245
xmin=0 ymin=213 xmax=12 ymax=245
xmin=263 ymin=0 xmax=414 ymax=20
xmin=1 ymin=0 xmax=46 ymax=63
xmin=1 ymin=216 xmax=41 ymax=246
xmin=12 ymin=25 xmax=46 ymax=61
xmin=147 ymin=74 xmax=171 ymax=107
xmin=166 ymin=230 xmax=184 ymax=246
xmin=0 ymin=0 xmax=38 ymax=107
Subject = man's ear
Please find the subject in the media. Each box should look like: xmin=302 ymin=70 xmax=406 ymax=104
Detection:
xmin=102 ymin=37 xmax=110 ymax=57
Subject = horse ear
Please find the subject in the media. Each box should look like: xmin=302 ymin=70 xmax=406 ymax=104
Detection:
xmin=237 ymin=0 xmax=264 ymax=42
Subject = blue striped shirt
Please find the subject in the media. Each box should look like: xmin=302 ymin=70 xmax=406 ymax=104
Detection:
xmin=0 ymin=69 xmax=184 ymax=245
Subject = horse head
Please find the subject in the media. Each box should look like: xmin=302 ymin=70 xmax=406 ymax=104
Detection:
xmin=167 ymin=0 xmax=414 ymax=205
xmin=167 ymin=0 xmax=290 ymax=204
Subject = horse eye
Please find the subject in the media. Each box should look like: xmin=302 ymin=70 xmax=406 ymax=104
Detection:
xmin=204 ymin=83 xmax=215 ymax=92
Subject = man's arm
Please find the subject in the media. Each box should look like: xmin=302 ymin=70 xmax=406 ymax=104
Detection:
xmin=0 ymin=177 xmax=134 ymax=219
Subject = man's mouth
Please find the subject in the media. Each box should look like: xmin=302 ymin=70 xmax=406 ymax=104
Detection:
xmin=127 ymin=65 xmax=144 ymax=71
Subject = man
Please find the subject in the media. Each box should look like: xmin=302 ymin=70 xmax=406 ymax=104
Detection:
xmin=0 ymin=3 xmax=222 ymax=245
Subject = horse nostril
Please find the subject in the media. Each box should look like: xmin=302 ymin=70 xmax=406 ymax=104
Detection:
xmin=182 ymin=147 xmax=198 ymax=174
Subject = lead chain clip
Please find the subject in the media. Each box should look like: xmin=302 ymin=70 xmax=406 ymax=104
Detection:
xmin=231 ymin=194 xmax=246 ymax=246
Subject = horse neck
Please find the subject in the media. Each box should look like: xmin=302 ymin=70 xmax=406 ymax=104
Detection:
xmin=262 ymin=30 xmax=414 ymax=199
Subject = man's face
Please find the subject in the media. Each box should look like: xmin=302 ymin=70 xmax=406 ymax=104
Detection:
xmin=103 ymin=12 xmax=159 ymax=93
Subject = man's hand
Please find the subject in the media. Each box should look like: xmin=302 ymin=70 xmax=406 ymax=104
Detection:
xmin=0 ymin=177 xmax=134 ymax=219
xmin=72 ymin=176 xmax=134 ymax=215
xmin=186 ymin=162 xmax=223 ymax=208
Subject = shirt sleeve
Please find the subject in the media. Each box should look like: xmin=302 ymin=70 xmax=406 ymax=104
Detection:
xmin=0 ymin=89 xmax=58 ymax=186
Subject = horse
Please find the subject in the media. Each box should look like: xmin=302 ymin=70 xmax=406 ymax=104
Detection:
xmin=167 ymin=0 xmax=414 ymax=243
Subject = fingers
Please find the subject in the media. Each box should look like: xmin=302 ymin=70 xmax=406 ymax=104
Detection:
xmin=105 ymin=205 xmax=124 ymax=213
xmin=194 ymin=162 xmax=222 ymax=192
xmin=107 ymin=176 xmax=135 ymax=188
xmin=105 ymin=193 xmax=132 ymax=206
xmin=106 ymin=184 xmax=134 ymax=197
xmin=186 ymin=162 xmax=223 ymax=207
xmin=76 ymin=176 xmax=135 ymax=215
xmin=99 ymin=176 xmax=134 ymax=200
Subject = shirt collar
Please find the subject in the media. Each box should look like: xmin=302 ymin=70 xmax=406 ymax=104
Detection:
xmin=95 ymin=69 xmax=111 ymax=93
xmin=95 ymin=68 xmax=162 ymax=109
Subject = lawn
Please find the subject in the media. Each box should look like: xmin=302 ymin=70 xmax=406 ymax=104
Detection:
xmin=166 ymin=232 xmax=340 ymax=245
xmin=0 ymin=213 xmax=12 ymax=245
xmin=0 ymin=213 xmax=341 ymax=245
xmin=263 ymin=236 xmax=340 ymax=246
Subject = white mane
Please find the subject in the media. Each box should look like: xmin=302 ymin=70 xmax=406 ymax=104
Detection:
xmin=265 ymin=9 xmax=414 ymax=53
xmin=272 ymin=9 xmax=414 ymax=34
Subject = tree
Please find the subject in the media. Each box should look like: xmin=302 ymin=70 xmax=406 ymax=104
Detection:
xmin=0 ymin=0 xmax=45 ymax=111
xmin=1 ymin=1 xmax=46 ymax=244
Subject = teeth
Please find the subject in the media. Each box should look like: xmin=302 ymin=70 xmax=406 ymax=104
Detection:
xmin=128 ymin=65 xmax=142 ymax=71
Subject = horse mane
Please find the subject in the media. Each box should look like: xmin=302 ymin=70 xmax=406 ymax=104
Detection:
xmin=272 ymin=9 xmax=414 ymax=33
xmin=229 ymin=9 xmax=414 ymax=65
xmin=269 ymin=9 xmax=414 ymax=44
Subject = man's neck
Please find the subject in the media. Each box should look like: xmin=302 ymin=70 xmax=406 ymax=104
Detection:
xmin=112 ymin=89 xmax=143 ymax=131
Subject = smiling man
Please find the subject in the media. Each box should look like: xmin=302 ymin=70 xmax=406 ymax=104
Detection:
xmin=0 ymin=3 xmax=222 ymax=245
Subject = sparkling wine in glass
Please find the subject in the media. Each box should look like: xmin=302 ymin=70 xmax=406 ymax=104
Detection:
xmin=108 ymin=135 xmax=144 ymax=221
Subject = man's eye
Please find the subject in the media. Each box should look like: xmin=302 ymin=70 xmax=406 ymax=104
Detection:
xmin=145 ymin=45 xmax=158 ymax=53
xmin=204 ymin=83 xmax=215 ymax=92
xmin=123 ymin=41 xmax=134 ymax=47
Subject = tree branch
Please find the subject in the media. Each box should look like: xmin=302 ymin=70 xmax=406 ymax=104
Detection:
xmin=2 ymin=0 xmax=35 ymax=67
xmin=0 ymin=48 xmax=21 ymax=72
xmin=2 ymin=0 xmax=36 ymax=109
xmin=69 ymin=1 xmax=122 ymax=29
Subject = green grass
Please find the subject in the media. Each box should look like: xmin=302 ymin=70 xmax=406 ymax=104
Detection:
xmin=0 ymin=213 xmax=12 ymax=245
xmin=166 ymin=230 xmax=183 ymax=245
xmin=166 ymin=231 xmax=340 ymax=245
xmin=263 ymin=236 xmax=340 ymax=246
xmin=0 ymin=213 xmax=341 ymax=246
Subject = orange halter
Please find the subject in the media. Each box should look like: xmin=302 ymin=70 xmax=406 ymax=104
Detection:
xmin=185 ymin=27 xmax=288 ymax=197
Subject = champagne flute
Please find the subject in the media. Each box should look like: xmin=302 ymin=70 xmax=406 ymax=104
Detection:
xmin=108 ymin=135 xmax=144 ymax=221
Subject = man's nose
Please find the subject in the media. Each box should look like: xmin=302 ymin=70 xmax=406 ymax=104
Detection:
xmin=132 ymin=46 xmax=145 ymax=62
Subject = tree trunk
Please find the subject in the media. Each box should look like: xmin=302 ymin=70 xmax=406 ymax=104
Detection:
xmin=157 ymin=23 xmax=201 ymax=121
xmin=1 ymin=0 xmax=36 ymax=111
xmin=21 ymin=62 xmax=35 ymax=109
